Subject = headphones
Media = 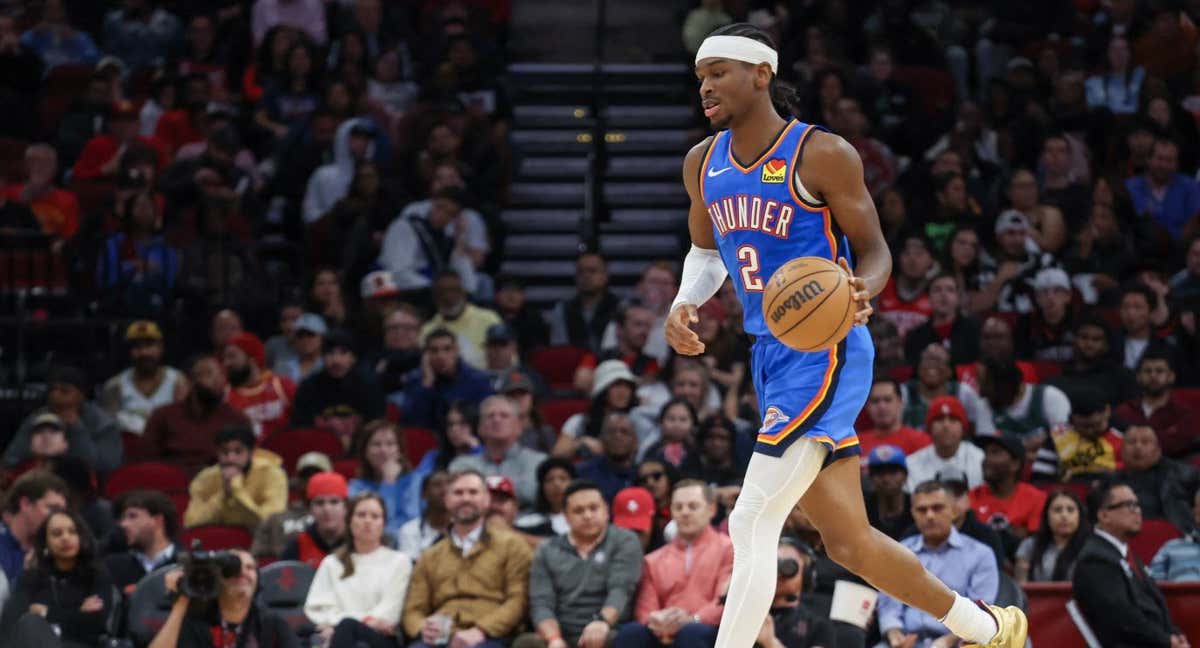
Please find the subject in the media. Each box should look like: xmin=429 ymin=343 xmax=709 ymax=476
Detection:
xmin=779 ymin=535 xmax=818 ymax=593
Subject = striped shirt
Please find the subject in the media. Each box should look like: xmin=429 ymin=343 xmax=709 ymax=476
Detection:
xmin=1150 ymin=536 xmax=1200 ymax=582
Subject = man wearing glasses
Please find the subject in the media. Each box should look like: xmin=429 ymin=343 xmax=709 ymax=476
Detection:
xmin=1073 ymin=480 xmax=1188 ymax=647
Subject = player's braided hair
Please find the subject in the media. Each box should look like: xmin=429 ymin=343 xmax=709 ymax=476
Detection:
xmin=707 ymin=22 xmax=804 ymax=121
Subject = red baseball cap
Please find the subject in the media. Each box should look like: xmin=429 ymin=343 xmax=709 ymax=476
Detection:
xmin=486 ymin=475 xmax=516 ymax=499
xmin=612 ymin=487 xmax=655 ymax=532
xmin=306 ymin=472 xmax=348 ymax=500
xmin=226 ymin=332 xmax=266 ymax=369
xmin=925 ymin=395 xmax=968 ymax=431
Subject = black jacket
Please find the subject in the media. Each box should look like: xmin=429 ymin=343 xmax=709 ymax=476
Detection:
xmin=291 ymin=368 xmax=385 ymax=426
xmin=904 ymin=314 xmax=981 ymax=367
xmin=1119 ymin=459 xmax=1200 ymax=536
xmin=0 ymin=565 xmax=116 ymax=646
xmin=1072 ymin=533 xmax=1179 ymax=647
xmin=104 ymin=543 xmax=181 ymax=592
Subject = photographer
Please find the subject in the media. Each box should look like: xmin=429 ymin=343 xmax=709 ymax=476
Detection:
xmin=149 ymin=548 xmax=297 ymax=648
xmin=753 ymin=537 xmax=836 ymax=648
xmin=0 ymin=509 xmax=115 ymax=648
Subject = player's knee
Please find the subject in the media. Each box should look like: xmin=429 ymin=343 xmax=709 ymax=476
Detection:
xmin=726 ymin=484 xmax=767 ymax=539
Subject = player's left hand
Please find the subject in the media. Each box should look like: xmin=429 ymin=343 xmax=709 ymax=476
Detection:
xmin=838 ymin=258 xmax=873 ymax=326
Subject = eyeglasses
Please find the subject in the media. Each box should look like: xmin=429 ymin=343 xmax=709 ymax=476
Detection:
xmin=1105 ymin=500 xmax=1141 ymax=512
xmin=638 ymin=471 xmax=665 ymax=484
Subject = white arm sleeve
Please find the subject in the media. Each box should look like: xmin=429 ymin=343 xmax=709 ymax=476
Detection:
xmin=671 ymin=245 xmax=728 ymax=311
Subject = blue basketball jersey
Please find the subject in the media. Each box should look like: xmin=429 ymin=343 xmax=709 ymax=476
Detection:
xmin=699 ymin=120 xmax=852 ymax=338
xmin=698 ymin=119 xmax=873 ymax=460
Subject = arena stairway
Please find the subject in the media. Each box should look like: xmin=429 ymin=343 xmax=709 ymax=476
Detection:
xmin=502 ymin=63 xmax=701 ymax=307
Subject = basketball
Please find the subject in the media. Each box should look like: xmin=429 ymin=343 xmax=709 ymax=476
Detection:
xmin=762 ymin=256 xmax=855 ymax=352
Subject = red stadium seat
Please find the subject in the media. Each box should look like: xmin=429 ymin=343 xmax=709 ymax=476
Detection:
xmin=169 ymin=494 xmax=189 ymax=527
xmin=180 ymin=525 xmax=252 ymax=551
xmin=1174 ymin=388 xmax=1200 ymax=406
xmin=332 ymin=458 xmax=360 ymax=480
xmin=539 ymin=398 xmax=589 ymax=432
xmin=261 ymin=428 xmax=344 ymax=474
xmin=103 ymin=462 xmax=190 ymax=499
xmin=1030 ymin=361 xmax=1063 ymax=382
xmin=401 ymin=427 xmax=437 ymax=466
xmin=530 ymin=346 xmax=589 ymax=391
xmin=1130 ymin=518 xmax=1181 ymax=565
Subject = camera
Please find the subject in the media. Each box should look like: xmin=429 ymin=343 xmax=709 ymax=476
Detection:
xmin=778 ymin=557 xmax=800 ymax=579
xmin=178 ymin=542 xmax=242 ymax=601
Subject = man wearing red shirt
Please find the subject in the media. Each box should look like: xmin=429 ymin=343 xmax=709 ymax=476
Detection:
xmin=3 ymin=144 xmax=79 ymax=240
xmin=1114 ymin=351 xmax=1197 ymax=459
xmin=281 ymin=471 xmax=347 ymax=568
xmin=616 ymin=479 xmax=733 ymax=647
xmin=876 ymin=233 xmax=934 ymax=341
xmin=222 ymin=332 xmax=296 ymax=439
xmin=859 ymin=377 xmax=932 ymax=470
xmin=71 ymin=101 xmax=165 ymax=181
xmin=970 ymin=434 xmax=1047 ymax=538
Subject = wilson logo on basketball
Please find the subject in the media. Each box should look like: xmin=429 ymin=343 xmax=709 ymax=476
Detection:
xmin=761 ymin=158 xmax=787 ymax=184
xmin=769 ymin=280 xmax=824 ymax=323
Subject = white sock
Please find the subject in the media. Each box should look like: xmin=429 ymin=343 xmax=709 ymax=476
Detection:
xmin=939 ymin=594 xmax=999 ymax=644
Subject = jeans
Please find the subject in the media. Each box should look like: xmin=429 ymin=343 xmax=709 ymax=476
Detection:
xmin=614 ymin=621 xmax=719 ymax=648
xmin=328 ymin=618 xmax=396 ymax=648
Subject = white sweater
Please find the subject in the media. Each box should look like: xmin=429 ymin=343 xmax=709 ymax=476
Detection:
xmin=303 ymin=546 xmax=412 ymax=628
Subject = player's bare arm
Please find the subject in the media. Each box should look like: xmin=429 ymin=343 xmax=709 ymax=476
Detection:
xmin=798 ymin=130 xmax=891 ymax=326
xmin=665 ymin=137 xmax=723 ymax=356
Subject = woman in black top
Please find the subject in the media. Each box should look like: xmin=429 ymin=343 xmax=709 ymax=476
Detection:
xmin=0 ymin=509 xmax=115 ymax=648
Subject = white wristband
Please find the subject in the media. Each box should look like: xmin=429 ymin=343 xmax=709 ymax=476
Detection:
xmin=671 ymin=245 xmax=727 ymax=311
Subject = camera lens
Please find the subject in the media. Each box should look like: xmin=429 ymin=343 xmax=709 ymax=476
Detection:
xmin=777 ymin=557 xmax=800 ymax=579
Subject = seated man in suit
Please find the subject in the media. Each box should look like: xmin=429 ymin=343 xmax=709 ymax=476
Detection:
xmin=1073 ymin=480 xmax=1189 ymax=647
xmin=105 ymin=490 xmax=181 ymax=593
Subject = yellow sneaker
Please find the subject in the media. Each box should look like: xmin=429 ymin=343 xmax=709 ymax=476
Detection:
xmin=965 ymin=603 xmax=1028 ymax=648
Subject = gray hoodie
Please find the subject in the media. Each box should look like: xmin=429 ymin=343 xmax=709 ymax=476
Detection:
xmin=302 ymin=117 xmax=378 ymax=224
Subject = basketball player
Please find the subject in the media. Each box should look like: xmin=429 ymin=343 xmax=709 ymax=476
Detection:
xmin=664 ymin=25 xmax=1027 ymax=648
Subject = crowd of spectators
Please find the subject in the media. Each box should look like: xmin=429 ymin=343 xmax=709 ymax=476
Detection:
xmin=2 ymin=0 xmax=1200 ymax=646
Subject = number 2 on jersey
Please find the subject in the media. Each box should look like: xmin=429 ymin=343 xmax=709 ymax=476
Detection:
xmin=736 ymin=245 xmax=764 ymax=292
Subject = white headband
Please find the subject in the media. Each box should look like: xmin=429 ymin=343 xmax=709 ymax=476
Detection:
xmin=695 ymin=35 xmax=778 ymax=74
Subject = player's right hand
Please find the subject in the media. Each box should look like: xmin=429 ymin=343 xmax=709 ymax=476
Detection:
xmin=665 ymin=304 xmax=704 ymax=356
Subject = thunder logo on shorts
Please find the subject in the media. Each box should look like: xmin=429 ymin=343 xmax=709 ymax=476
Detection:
xmin=700 ymin=120 xmax=874 ymax=459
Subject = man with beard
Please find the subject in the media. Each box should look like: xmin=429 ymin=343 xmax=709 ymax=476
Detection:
xmin=402 ymin=329 xmax=493 ymax=430
xmin=1115 ymin=351 xmax=1198 ymax=459
xmin=100 ymin=320 xmax=188 ymax=436
xmin=222 ymin=331 xmax=295 ymax=439
xmin=141 ymin=355 xmax=250 ymax=475
xmin=970 ymin=434 xmax=1047 ymax=541
xmin=402 ymin=469 xmax=533 ymax=648
xmin=1048 ymin=316 xmax=1137 ymax=408
xmin=290 ymin=330 xmax=384 ymax=446
xmin=1126 ymin=138 xmax=1200 ymax=240
xmin=105 ymin=490 xmax=180 ymax=592
xmin=183 ymin=424 xmax=287 ymax=533
xmin=420 ymin=270 xmax=502 ymax=369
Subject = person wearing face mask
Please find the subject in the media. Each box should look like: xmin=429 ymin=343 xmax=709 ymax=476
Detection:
xmin=150 ymin=548 xmax=298 ymax=648
xmin=304 ymin=493 xmax=412 ymax=648
xmin=141 ymin=355 xmax=251 ymax=475
xmin=183 ymin=425 xmax=287 ymax=533
xmin=222 ymin=332 xmax=296 ymax=440
xmin=0 ymin=509 xmax=115 ymax=648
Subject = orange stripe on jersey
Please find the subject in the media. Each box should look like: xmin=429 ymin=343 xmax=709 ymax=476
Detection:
xmin=698 ymin=132 xmax=721 ymax=204
xmin=729 ymin=120 xmax=798 ymax=173
xmin=757 ymin=346 xmax=839 ymax=446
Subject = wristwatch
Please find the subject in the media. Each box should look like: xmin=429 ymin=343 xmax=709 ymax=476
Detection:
xmin=591 ymin=612 xmax=611 ymax=627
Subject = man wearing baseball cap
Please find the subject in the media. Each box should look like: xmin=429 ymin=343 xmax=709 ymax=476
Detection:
xmin=611 ymin=486 xmax=656 ymax=551
xmin=486 ymin=475 xmax=523 ymax=534
xmin=252 ymin=452 xmax=335 ymax=559
xmin=223 ymin=331 xmax=296 ymax=439
xmin=291 ymin=328 xmax=385 ymax=432
xmin=1017 ymin=268 xmax=1077 ymax=361
xmin=904 ymin=395 xmax=984 ymax=492
xmin=485 ymin=323 xmax=546 ymax=396
xmin=282 ymin=471 xmax=349 ymax=569
xmin=865 ymin=445 xmax=914 ymax=541
xmin=274 ymin=312 xmax=326 ymax=384
xmin=7 ymin=364 xmax=121 ymax=473
xmin=970 ymin=434 xmax=1047 ymax=538
xmin=100 ymin=320 xmax=188 ymax=436
xmin=977 ymin=209 xmax=1059 ymax=313
xmin=1032 ymin=388 xmax=1123 ymax=483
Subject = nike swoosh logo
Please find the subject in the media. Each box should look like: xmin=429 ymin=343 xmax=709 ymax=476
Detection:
xmin=707 ymin=167 xmax=732 ymax=177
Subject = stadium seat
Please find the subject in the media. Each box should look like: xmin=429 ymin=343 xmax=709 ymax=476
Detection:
xmin=539 ymin=398 xmax=589 ymax=431
xmin=262 ymin=428 xmax=344 ymax=473
xmin=258 ymin=560 xmax=317 ymax=639
xmin=1129 ymin=518 xmax=1181 ymax=565
xmin=181 ymin=525 xmax=253 ymax=551
xmin=402 ymin=427 xmax=437 ymax=466
xmin=530 ymin=346 xmax=589 ymax=391
xmin=125 ymin=564 xmax=177 ymax=646
xmin=103 ymin=462 xmax=190 ymax=500
xmin=1175 ymin=387 xmax=1200 ymax=405
xmin=333 ymin=458 xmax=360 ymax=480
xmin=1030 ymin=361 xmax=1063 ymax=382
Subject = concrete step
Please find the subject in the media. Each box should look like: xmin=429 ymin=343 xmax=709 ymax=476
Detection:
xmin=598 ymin=232 xmax=682 ymax=257
xmin=509 ymin=182 xmax=586 ymax=207
xmin=599 ymin=208 xmax=688 ymax=232
xmin=604 ymin=105 xmax=695 ymax=127
xmin=504 ymin=233 xmax=582 ymax=256
xmin=513 ymin=104 xmax=593 ymax=129
xmin=500 ymin=258 xmax=653 ymax=279
xmin=603 ymin=181 xmax=687 ymax=206
xmin=518 ymin=156 xmax=589 ymax=179
xmin=500 ymin=209 xmax=583 ymax=232
xmin=512 ymin=129 xmax=593 ymax=155
xmin=606 ymin=155 xmax=681 ymax=179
